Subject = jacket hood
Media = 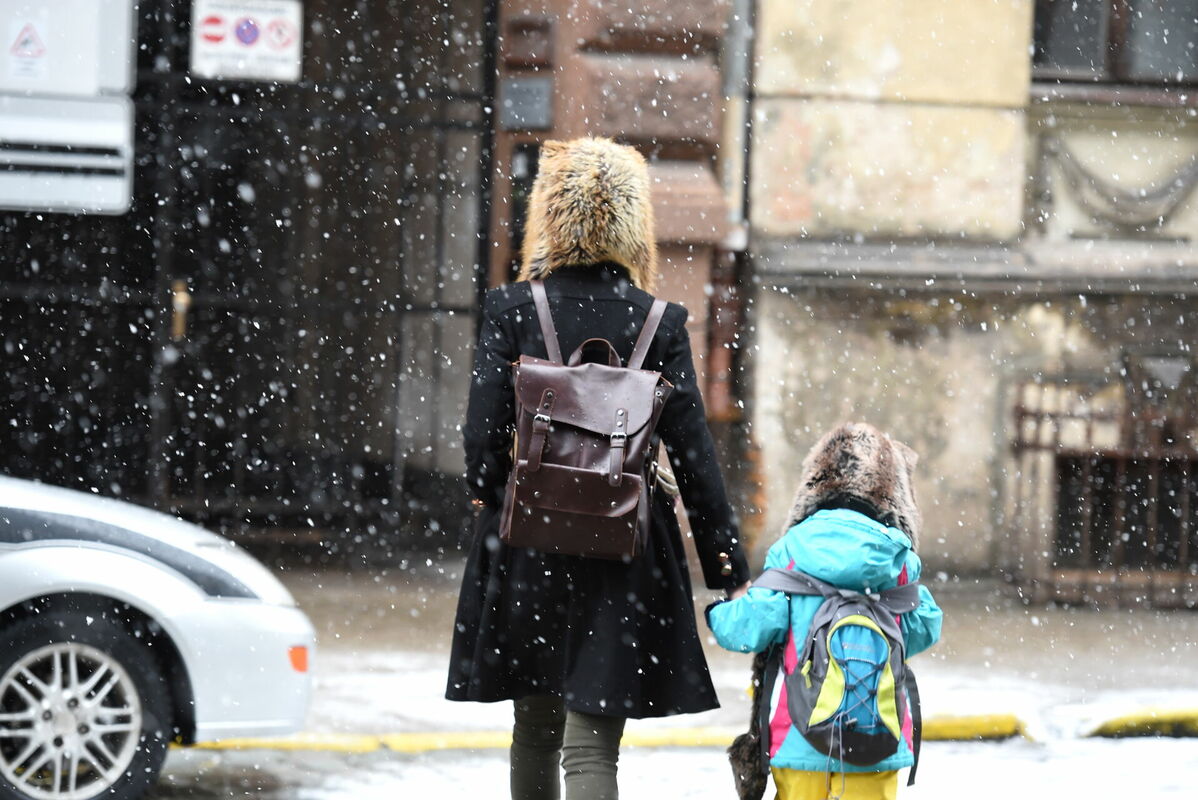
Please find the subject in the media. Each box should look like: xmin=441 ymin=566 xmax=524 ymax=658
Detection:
xmin=783 ymin=422 xmax=922 ymax=549
xmin=518 ymin=137 xmax=658 ymax=292
xmin=784 ymin=509 xmax=914 ymax=592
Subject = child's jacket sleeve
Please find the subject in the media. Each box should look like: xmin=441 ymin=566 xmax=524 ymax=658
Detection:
xmin=705 ymin=587 xmax=789 ymax=653
xmin=901 ymin=583 xmax=942 ymax=658
xmin=705 ymin=545 xmax=790 ymax=653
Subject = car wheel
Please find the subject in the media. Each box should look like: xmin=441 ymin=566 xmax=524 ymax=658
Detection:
xmin=0 ymin=608 xmax=172 ymax=800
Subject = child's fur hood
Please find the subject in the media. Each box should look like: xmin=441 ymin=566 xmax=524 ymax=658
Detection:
xmin=518 ymin=137 xmax=658 ymax=291
xmin=784 ymin=422 xmax=922 ymax=549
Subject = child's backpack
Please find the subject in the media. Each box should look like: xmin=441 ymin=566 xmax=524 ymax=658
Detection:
xmin=498 ymin=280 xmax=672 ymax=559
xmin=752 ymin=567 xmax=924 ymax=785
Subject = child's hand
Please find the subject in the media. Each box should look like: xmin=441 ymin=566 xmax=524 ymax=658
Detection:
xmin=727 ymin=581 xmax=751 ymax=600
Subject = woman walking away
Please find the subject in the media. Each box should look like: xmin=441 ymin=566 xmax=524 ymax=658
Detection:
xmin=446 ymin=137 xmax=751 ymax=800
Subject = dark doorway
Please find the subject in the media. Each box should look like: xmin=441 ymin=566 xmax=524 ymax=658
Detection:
xmin=1 ymin=0 xmax=495 ymax=552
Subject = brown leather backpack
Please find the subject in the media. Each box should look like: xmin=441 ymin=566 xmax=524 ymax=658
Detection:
xmin=498 ymin=280 xmax=673 ymax=559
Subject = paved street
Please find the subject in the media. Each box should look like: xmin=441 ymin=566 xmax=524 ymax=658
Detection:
xmin=280 ymin=558 xmax=1198 ymax=737
xmin=153 ymin=738 xmax=1198 ymax=798
xmin=148 ymin=557 xmax=1198 ymax=796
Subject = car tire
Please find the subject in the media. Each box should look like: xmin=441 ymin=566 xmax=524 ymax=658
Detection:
xmin=0 ymin=606 xmax=172 ymax=800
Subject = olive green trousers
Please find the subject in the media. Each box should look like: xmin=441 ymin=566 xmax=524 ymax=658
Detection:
xmin=511 ymin=695 xmax=626 ymax=800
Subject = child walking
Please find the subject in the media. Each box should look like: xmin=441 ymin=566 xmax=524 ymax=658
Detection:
xmin=707 ymin=423 xmax=943 ymax=800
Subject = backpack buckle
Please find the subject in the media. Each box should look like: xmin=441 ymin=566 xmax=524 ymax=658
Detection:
xmin=534 ymin=413 xmax=551 ymax=426
xmin=610 ymin=431 xmax=627 ymax=447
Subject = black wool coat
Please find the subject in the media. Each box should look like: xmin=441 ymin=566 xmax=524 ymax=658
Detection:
xmin=446 ymin=263 xmax=752 ymax=719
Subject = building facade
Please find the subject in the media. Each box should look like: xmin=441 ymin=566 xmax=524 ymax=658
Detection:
xmin=2 ymin=0 xmax=746 ymax=557
xmin=747 ymin=0 xmax=1198 ymax=605
xmin=10 ymin=1 xmax=1193 ymax=598
xmin=3 ymin=0 xmax=496 ymax=553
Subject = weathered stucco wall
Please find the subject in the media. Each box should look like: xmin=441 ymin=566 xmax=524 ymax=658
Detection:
xmin=1033 ymin=106 xmax=1198 ymax=243
xmin=751 ymin=288 xmax=1198 ymax=573
xmin=756 ymin=0 xmax=1032 ymax=107
xmin=751 ymin=99 xmax=1026 ymax=239
xmin=750 ymin=0 xmax=1033 ymax=241
xmin=744 ymin=0 xmax=1198 ymax=580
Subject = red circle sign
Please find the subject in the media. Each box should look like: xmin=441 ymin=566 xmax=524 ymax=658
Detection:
xmin=200 ymin=15 xmax=225 ymax=43
xmin=266 ymin=19 xmax=297 ymax=50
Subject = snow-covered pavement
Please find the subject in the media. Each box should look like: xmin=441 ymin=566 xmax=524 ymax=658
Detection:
xmin=154 ymin=738 xmax=1198 ymax=798
xmin=149 ymin=562 xmax=1198 ymax=796
xmin=279 ymin=563 xmax=1198 ymax=738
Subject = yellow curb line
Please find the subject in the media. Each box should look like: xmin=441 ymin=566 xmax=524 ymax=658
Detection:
xmin=179 ymin=715 xmax=1029 ymax=754
xmin=923 ymin=714 xmax=1026 ymax=741
xmin=184 ymin=734 xmax=382 ymax=753
xmin=1089 ymin=708 xmax=1198 ymax=738
xmin=382 ymin=731 xmax=513 ymax=753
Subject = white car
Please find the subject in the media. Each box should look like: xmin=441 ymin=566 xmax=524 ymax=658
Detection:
xmin=0 ymin=476 xmax=315 ymax=800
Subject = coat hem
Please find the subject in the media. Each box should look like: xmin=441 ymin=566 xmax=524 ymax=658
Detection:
xmin=444 ymin=687 xmax=720 ymax=720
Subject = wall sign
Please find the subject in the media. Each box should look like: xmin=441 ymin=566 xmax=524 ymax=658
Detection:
xmin=190 ymin=0 xmax=303 ymax=83
xmin=0 ymin=1 xmax=131 ymax=96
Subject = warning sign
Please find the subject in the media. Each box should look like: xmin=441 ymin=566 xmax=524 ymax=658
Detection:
xmin=9 ymin=21 xmax=47 ymax=79
xmin=1 ymin=1 xmax=116 ymax=97
xmin=200 ymin=15 xmax=226 ymax=44
xmin=266 ymin=19 xmax=297 ymax=50
xmin=190 ymin=1 xmax=303 ymax=83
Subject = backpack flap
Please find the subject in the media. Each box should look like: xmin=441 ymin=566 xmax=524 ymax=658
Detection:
xmin=514 ymin=355 xmax=669 ymax=439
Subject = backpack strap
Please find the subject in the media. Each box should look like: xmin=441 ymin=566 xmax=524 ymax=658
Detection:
xmin=752 ymin=567 xmax=836 ymax=597
xmin=752 ymin=567 xmax=922 ymax=615
xmin=757 ymin=643 xmax=784 ymax=773
xmin=905 ymin=668 xmax=922 ymax=786
xmin=628 ymin=298 xmax=668 ymax=370
xmin=530 ymin=280 xmax=563 ymax=364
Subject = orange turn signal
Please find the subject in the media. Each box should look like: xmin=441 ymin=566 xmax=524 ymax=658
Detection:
xmin=288 ymin=645 xmax=309 ymax=673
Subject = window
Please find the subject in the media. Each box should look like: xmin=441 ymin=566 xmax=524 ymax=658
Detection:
xmin=1034 ymin=0 xmax=1198 ymax=85
xmin=1006 ymin=351 xmax=1198 ymax=606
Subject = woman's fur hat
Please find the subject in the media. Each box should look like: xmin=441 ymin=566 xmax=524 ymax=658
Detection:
xmin=518 ymin=137 xmax=658 ymax=292
xmin=783 ymin=422 xmax=922 ymax=548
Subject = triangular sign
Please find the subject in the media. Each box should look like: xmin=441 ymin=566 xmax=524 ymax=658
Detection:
xmin=11 ymin=23 xmax=46 ymax=58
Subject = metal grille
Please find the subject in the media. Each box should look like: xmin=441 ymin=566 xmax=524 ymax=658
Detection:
xmin=1007 ymin=354 xmax=1198 ymax=607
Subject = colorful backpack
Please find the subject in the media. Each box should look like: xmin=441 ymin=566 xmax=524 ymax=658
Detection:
xmin=752 ymin=567 xmax=924 ymax=784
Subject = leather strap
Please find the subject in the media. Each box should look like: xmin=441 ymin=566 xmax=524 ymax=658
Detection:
xmin=525 ymin=389 xmax=555 ymax=472
xmin=628 ymin=298 xmax=667 ymax=370
xmin=530 ymin=280 xmax=562 ymax=364
xmin=608 ymin=408 xmax=628 ymax=486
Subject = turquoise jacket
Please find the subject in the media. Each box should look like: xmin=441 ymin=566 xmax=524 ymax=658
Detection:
xmin=706 ymin=508 xmax=943 ymax=773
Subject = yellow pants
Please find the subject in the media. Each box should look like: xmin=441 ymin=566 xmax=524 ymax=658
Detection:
xmin=771 ymin=768 xmax=899 ymax=800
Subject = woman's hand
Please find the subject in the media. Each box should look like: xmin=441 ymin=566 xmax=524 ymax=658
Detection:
xmin=727 ymin=581 xmax=751 ymax=601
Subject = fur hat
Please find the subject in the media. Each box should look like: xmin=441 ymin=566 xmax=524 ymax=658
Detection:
xmin=518 ymin=137 xmax=658 ymax=292
xmin=783 ymin=422 xmax=922 ymax=548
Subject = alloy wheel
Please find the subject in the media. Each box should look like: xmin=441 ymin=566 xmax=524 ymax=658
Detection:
xmin=0 ymin=643 xmax=142 ymax=800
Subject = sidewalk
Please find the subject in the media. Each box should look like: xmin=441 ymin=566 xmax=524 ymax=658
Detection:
xmin=260 ymin=561 xmax=1198 ymax=747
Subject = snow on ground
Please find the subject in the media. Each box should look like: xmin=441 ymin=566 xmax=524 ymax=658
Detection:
xmin=200 ymin=565 xmax=1198 ymax=796
xmin=155 ymin=738 xmax=1198 ymax=798
xmin=283 ymin=566 xmax=1198 ymax=738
